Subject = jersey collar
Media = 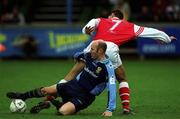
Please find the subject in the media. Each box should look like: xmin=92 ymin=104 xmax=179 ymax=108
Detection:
xmin=111 ymin=17 xmax=120 ymax=20
xmin=95 ymin=55 xmax=109 ymax=64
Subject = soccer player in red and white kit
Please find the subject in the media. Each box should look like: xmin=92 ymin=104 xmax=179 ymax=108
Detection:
xmin=81 ymin=9 xmax=176 ymax=114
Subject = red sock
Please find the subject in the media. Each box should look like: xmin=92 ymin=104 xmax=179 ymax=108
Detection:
xmin=119 ymin=82 xmax=130 ymax=112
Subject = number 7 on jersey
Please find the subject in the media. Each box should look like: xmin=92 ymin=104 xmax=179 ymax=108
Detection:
xmin=109 ymin=20 xmax=121 ymax=31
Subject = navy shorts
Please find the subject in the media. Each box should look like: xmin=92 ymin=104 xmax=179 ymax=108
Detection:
xmin=56 ymin=79 xmax=95 ymax=112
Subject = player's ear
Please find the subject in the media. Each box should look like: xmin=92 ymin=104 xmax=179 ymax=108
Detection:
xmin=98 ymin=48 xmax=103 ymax=54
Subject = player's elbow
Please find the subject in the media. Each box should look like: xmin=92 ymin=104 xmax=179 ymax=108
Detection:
xmin=59 ymin=109 xmax=69 ymax=115
xmin=82 ymin=27 xmax=86 ymax=34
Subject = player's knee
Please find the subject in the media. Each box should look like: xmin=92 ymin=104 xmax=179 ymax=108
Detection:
xmin=58 ymin=102 xmax=76 ymax=115
xmin=59 ymin=107 xmax=73 ymax=115
xmin=59 ymin=108 xmax=67 ymax=115
xmin=115 ymin=71 xmax=127 ymax=82
xmin=117 ymin=74 xmax=127 ymax=82
xmin=115 ymin=66 xmax=127 ymax=82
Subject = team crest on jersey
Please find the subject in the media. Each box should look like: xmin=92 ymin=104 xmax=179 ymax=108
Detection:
xmin=96 ymin=67 xmax=102 ymax=74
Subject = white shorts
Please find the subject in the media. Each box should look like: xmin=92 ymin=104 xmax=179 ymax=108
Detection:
xmin=83 ymin=41 xmax=122 ymax=69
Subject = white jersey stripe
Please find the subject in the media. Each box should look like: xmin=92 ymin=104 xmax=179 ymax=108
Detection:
xmin=120 ymin=93 xmax=130 ymax=97
xmin=122 ymin=100 xmax=130 ymax=103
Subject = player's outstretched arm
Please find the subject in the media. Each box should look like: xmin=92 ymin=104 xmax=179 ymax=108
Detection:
xmin=64 ymin=61 xmax=85 ymax=81
xmin=103 ymin=62 xmax=116 ymax=117
xmin=135 ymin=25 xmax=177 ymax=43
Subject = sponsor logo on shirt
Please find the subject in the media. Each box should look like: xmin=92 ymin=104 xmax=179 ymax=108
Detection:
xmin=84 ymin=67 xmax=98 ymax=78
xmin=92 ymin=62 xmax=97 ymax=67
xmin=96 ymin=67 xmax=102 ymax=74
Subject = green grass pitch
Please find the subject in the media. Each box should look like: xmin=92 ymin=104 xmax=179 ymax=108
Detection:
xmin=0 ymin=59 xmax=180 ymax=119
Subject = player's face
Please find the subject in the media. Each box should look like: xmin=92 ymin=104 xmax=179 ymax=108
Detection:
xmin=90 ymin=43 xmax=99 ymax=59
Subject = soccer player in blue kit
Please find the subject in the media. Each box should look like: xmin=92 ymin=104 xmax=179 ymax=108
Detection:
xmin=7 ymin=41 xmax=116 ymax=116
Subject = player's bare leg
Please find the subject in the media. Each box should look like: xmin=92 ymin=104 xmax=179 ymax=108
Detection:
xmin=115 ymin=65 xmax=127 ymax=82
xmin=41 ymin=85 xmax=57 ymax=95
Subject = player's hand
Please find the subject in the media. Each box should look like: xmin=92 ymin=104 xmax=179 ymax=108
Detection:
xmin=102 ymin=110 xmax=112 ymax=117
xmin=156 ymin=36 xmax=177 ymax=44
xmin=85 ymin=26 xmax=95 ymax=35
xmin=170 ymin=36 xmax=177 ymax=41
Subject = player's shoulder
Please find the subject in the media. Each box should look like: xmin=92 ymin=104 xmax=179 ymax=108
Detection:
xmin=122 ymin=20 xmax=134 ymax=25
xmin=74 ymin=52 xmax=92 ymax=62
xmin=98 ymin=59 xmax=113 ymax=69
xmin=84 ymin=52 xmax=91 ymax=58
xmin=74 ymin=51 xmax=84 ymax=58
xmin=96 ymin=17 xmax=109 ymax=22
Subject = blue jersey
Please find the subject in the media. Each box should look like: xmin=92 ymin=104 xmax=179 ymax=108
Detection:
xmin=74 ymin=52 xmax=116 ymax=112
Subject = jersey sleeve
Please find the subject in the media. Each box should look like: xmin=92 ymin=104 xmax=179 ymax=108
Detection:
xmin=82 ymin=18 xmax=100 ymax=35
xmin=105 ymin=62 xmax=116 ymax=112
xmin=134 ymin=24 xmax=172 ymax=43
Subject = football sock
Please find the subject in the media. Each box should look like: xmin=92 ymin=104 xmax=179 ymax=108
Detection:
xmin=22 ymin=87 xmax=45 ymax=100
xmin=50 ymin=99 xmax=64 ymax=110
xmin=45 ymin=95 xmax=63 ymax=110
xmin=119 ymin=82 xmax=130 ymax=112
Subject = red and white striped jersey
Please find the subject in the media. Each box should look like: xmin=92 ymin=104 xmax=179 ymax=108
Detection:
xmin=82 ymin=17 xmax=172 ymax=45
